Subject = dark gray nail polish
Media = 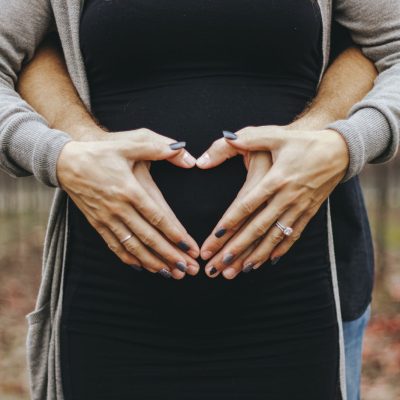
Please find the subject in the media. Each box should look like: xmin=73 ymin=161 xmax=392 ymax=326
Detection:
xmin=176 ymin=261 xmax=188 ymax=273
xmin=130 ymin=264 xmax=142 ymax=272
xmin=215 ymin=228 xmax=227 ymax=238
xmin=242 ymin=263 xmax=254 ymax=273
xmin=209 ymin=266 xmax=218 ymax=275
xmin=271 ymin=257 xmax=281 ymax=265
xmin=222 ymin=130 xmax=237 ymax=140
xmin=177 ymin=241 xmax=191 ymax=252
xmin=223 ymin=253 xmax=234 ymax=265
xmin=169 ymin=141 xmax=186 ymax=150
xmin=159 ymin=268 xmax=172 ymax=278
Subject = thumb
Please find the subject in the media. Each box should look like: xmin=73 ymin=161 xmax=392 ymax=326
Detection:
xmin=118 ymin=141 xmax=190 ymax=163
xmin=196 ymin=137 xmax=244 ymax=169
xmin=222 ymin=127 xmax=282 ymax=152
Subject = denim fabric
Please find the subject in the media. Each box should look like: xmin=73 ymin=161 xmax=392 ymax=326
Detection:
xmin=343 ymin=304 xmax=372 ymax=400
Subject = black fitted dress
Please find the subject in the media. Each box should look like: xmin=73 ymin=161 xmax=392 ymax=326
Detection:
xmin=60 ymin=1 xmax=341 ymax=399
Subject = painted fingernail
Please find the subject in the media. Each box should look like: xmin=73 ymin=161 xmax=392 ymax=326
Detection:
xmin=183 ymin=151 xmax=196 ymax=166
xmin=130 ymin=264 xmax=142 ymax=272
xmin=209 ymin=266 xmax=218 ymax=276
xmin=271 ymin=257 xmax=281 ymax=265
xmin=169 ymin=141 xmax=186 ymax=150
xmin=196 ymin=152 xmax=210 ymax=167
xmin=176 ymin=261 xmax=188 ymax=273
xmin=159 ymin=268 xmax=172 ymax=278
xmin=222 ymin=130 xmax=237 ymax=140
xmin=242 ymin=263 xmax=254 ymax=273
xmin=215 ymin=228 xmax=227 ymax=238
xmin=223 ymin=253 xmax=234 ymax=265
xmin=178 ymin=241 xmax=191 ymax=252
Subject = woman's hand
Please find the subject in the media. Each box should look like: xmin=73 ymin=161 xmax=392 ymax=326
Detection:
xmin=197 ymin=125 xmax=349 ymax=278
xmin=196 ymin=141 xmax=273 ymax=278
xmin=56 ymin=128 xmax=200 ymax=279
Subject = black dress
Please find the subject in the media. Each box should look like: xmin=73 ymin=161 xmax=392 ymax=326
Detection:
xmin=60 ymin=1 xmax=342 ymax=399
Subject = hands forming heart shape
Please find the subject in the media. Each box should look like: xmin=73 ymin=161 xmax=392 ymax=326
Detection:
xmin=56 ymin=124 xmax=349 ymax=280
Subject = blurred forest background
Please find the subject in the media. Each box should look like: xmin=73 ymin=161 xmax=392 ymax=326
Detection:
xmin=0 ymin=158 xmax=399 ymax=400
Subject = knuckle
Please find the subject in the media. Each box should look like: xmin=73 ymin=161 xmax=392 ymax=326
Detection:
xmin=96 ymin=224 xmax=108 ymax=237
xmin=120 ymin=253 xmax=133 ymax=265
xmin=291 ymin=231 xmax=301 ymax=242
xmin=269 ymin=172 xmax=287 ymax=190
xmin=253 ymin=222 xmax=267 ymax=237
xmin=238 ymin=199 xmax=254 ymax=216
xmin=121 ymin=183 xmax=137 ymax=201
xmin=260 ymin=181 xmax=274 ymax=197
xmin=124 ymin=239 xmax=141 ymax=254
xmin=107 ymin=242 xmax=119 ymax=253
xmin=141 ymin=233 xmax=157 ymax=248
xmin=137 ymin=127 xmax=151 ymax=138
xmin=108 ymin=223 xmax=122 ymax=237
xmin=270 ymin=232 xmax=284 ymax=245
xmin=149 ymin=212 xmax=165 ymax=228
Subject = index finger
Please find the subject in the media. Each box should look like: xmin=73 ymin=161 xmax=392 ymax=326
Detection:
xmin=128 ymin=175 xmax=200 ymax=257
xmin=202 ymin=166 xmax=282 ymax=253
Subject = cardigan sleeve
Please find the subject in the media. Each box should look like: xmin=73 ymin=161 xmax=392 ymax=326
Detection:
xmin=327 ymin=0 xmax=400 ymax=181
xmin=0 ymin=0 xmax=72 ymax=187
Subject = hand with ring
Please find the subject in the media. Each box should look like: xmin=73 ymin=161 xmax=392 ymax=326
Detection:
xmin=196 ymin=124 xmax=349 ymax=279
xmin=56 ymin=128 xmax=200 ymax=279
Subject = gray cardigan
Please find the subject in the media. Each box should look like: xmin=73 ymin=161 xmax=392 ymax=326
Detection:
xmin=0 ymin=1 xmax=399 ymax=399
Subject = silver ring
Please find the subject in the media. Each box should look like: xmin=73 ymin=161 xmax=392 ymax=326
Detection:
xmin=275 ymin=221 xmax=293 ymax=236
xmin=120 ymin=233 xmax=133 ymax=244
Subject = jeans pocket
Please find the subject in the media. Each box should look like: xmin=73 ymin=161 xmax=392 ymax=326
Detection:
xmin=25 ymin=301 xmax=52 ymax=400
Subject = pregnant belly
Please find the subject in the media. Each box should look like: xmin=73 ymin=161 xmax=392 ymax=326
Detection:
xmin=90 ymin=75 xmax=316 ymax=243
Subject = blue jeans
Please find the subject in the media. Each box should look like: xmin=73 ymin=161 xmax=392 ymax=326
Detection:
xmin=343 ymin=304 xmax=372 ymax=400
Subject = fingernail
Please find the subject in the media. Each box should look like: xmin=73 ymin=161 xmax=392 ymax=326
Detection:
xmin=242 ymin=263 xmax=254 ymax=273
xmin=202 ymin=250 xmax=213 ymax=260
xmin=222 ymin=130 xmax=237 ymax=140
xmin=196 ymin=152 xmax=210 ymax=167
xmin=215 ymin=228 xmax=226 ymax=238
xmin=188 ymin=264 xmax=200 ymax=275
xmin=130 ymin=264 xmax=142 ymax=272
xmin=222 ymin=267 xmax=236 ymax=279
xmin=183 ymin=151 xmax=196 ymax=166
xmin=169 ymin=141 xmax=186 ymax=150
xmin=159 ymin=268 xmax=172 ymax=278
xmin=223 ymin=253 xmax=234 ymax=265
xmin=209 ymin=266 xmax=218 ymax=276
xmin=271 ymin=257 xmax=281 ymax=265
xmin=177 ymin=241 xmax=191 ymax=252
xmin=176 ymin=261 xmax=188 ymax=273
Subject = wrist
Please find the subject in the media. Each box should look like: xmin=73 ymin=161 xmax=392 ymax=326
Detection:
xmin=55 ymin=121 xmax=107 ymax=141
xmin=55 ymin=140 xmax=80 ymax=190
xmin=72 ymin=124 xmax=108 ymax=141
xmin=288 ymin=110 xmax=336 ymax=131
xmin=320 ymin=128 xmax=350 ymax=175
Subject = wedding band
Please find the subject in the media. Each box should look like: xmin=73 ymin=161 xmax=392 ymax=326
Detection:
xmin=120 ymin=233 xmax=133 ymax=244
xmin=275 ymin=221 xmax=293 ymax=236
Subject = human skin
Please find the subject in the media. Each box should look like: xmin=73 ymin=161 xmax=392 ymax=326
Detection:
xmin=198 ymin=48 xmax=377 ymax=278
xmin=17 ymin=35 xmax=377 ymax=279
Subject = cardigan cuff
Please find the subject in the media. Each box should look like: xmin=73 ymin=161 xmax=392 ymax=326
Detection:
xmin=3 ymin=116 xmax=73 ymax=187
xmin=326 ymin=107 xmax=392 ymax=182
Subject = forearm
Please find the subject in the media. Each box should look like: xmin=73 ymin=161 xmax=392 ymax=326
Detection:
xmin=328 ymin=0 xmax=400 ymax=180
xmin=0 ymin=0 xmax=72 ymax=187
xmin=17 ymin=34 xmax=105 ymax=141
xmin=290 ymin=46 xmax=377 ymax=130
